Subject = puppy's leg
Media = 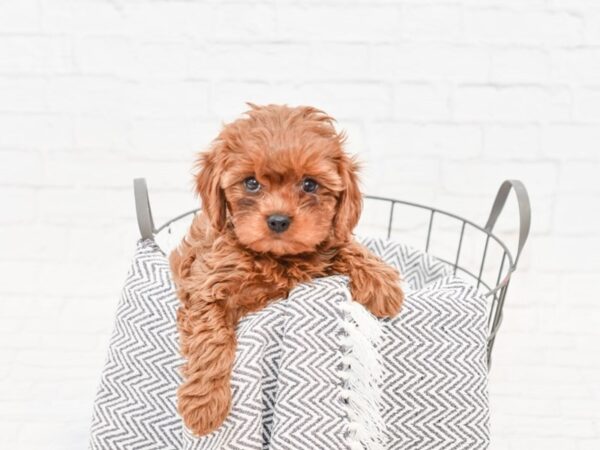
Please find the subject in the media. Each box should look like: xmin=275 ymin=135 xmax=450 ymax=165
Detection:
xmin=333 ymin=241 xmax=404 ymax=318
xmin=170 ymin=231 xmax=295 ymax=435
xmin=177 ymin=299 xmax=236 ymax=436
xmin=170 ymin=239 xmax=237 ymax=436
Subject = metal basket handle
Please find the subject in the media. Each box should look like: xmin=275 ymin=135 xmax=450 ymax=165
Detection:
xmin=484 ymin=180 xmax=531 ymax=267
xmin=134 ymin=178 xmax=156 ymax=240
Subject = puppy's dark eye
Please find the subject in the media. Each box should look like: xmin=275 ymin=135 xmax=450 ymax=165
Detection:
xmin=301 ymin=178 xmax=318 ymax=193
xmin=243 ymin=176 xmax=261 ymax=193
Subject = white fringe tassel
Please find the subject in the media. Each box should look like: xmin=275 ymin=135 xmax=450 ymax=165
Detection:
xmin=338 ymin=288 xmax=387 ymax=450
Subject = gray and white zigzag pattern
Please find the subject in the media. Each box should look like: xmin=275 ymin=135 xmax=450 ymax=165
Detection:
xmin=90 ymin=237 xmax=489 ymax=449
xmin=90 ymin=240 xmax=183 ymax=450
xmin=182 ymin=277 xmax=350 ymax=450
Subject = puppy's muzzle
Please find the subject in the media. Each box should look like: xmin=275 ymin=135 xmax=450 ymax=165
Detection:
xmin=267 ymin=214 xmax=291 ymax=233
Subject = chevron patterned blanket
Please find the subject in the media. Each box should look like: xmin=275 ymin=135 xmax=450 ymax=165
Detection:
xmin=90 ymin=237 xmax=490 ymax=450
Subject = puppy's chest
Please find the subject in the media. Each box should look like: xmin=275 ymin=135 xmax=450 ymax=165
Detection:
xmin=254 ymin=257 xmax=334 ymax=292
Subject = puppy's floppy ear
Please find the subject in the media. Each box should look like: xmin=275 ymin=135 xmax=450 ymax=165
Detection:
xmin=333 ymin=154 xmax=362 ymax=241
xmin=195 ymin=143 xmax=227 ymax=232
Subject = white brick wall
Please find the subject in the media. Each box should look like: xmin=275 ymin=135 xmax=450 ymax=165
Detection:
xmin=0 ymin=1 xmax=599 ymax=449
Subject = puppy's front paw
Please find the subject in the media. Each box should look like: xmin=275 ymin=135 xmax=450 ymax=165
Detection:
xmin=350 ymin=267 xmax=404 ymax=319
xmin=178 ymin=378 xmax=231 ymax=436
xmin=369 ymin=280 xmax=404 ymax=318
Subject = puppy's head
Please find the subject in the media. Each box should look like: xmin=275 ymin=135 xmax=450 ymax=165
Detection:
xmin=195 ymin=104 xmax=361 ymax=256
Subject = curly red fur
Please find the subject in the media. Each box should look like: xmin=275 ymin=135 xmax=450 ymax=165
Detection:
xmin=169 ymin=104 xmax=404 ymax=436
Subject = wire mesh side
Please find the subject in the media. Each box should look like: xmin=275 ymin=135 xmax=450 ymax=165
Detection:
xmin=367 ymin=195 xmax=518 ymax=369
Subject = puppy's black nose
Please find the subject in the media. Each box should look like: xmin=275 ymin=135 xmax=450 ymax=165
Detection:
xmin=267 ymin=214 xmax=291 ymax=233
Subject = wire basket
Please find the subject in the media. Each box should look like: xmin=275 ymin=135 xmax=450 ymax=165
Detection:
xmin=134 ymin=178 xmax=531 ymax=369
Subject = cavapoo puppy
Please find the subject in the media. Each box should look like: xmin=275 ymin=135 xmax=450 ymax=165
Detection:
xmin=169 ymin=104 xmax=404 ymax=436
